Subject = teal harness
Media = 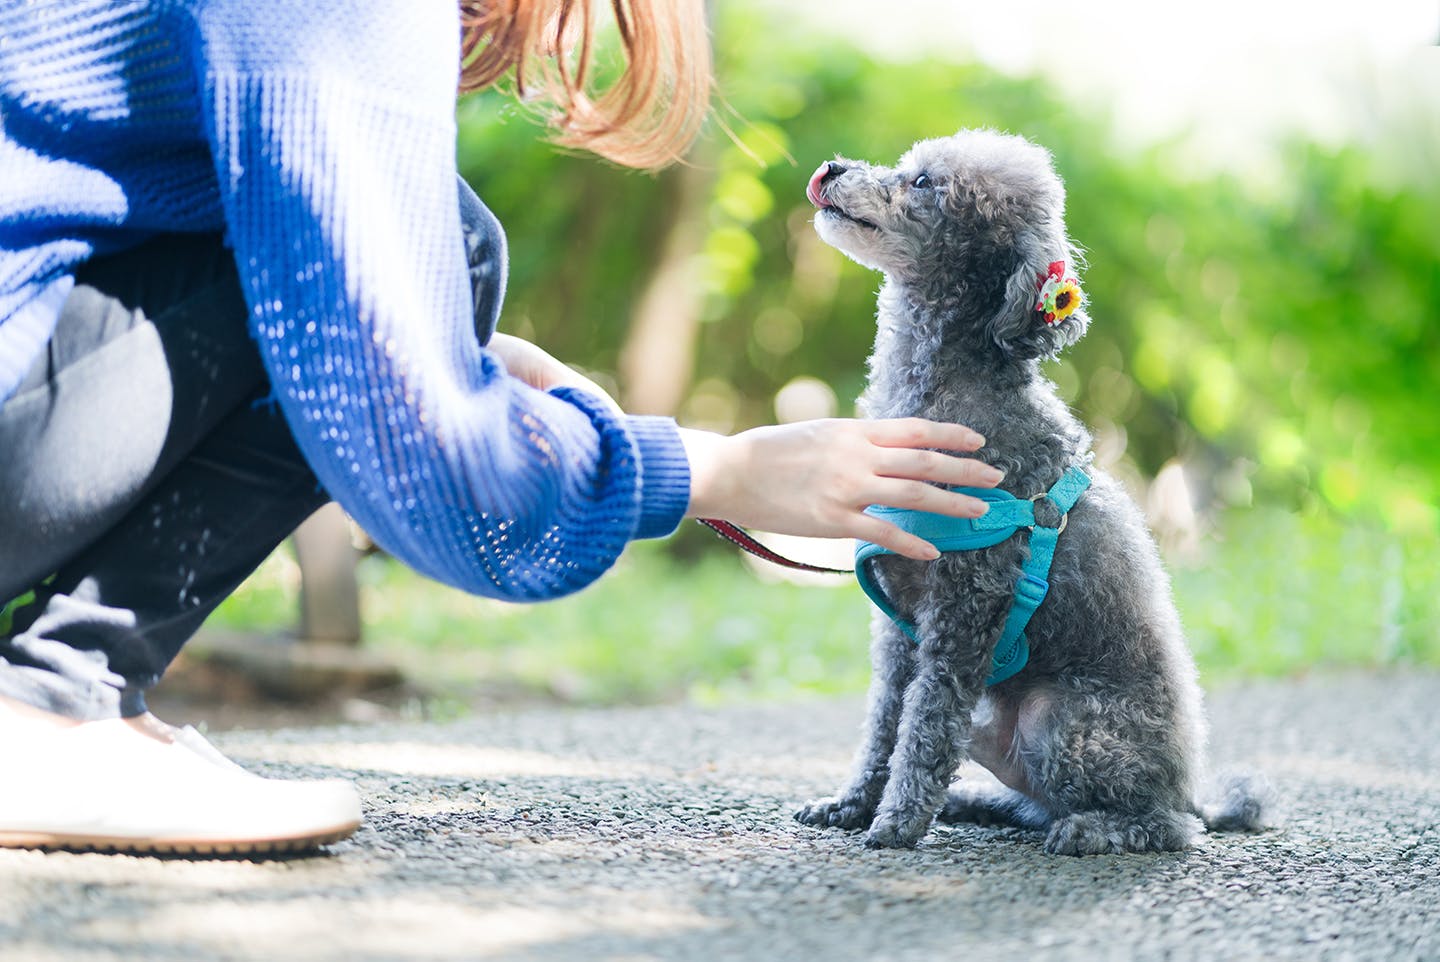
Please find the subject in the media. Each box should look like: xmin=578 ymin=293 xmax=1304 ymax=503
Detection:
xmin=854 ymin=466 xmax=1092 ymax=686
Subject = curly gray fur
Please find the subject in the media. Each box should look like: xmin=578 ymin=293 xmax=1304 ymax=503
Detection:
xmin=793 ymin=129 xmax=1267 ymax=854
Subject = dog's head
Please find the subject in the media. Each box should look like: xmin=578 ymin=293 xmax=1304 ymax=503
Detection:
xmin=808 ymin=128 xmax=1089 ymax=361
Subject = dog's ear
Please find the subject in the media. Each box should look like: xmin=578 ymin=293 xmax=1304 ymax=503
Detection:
xmin=985 ymin=235 xmax=1089 ymax=361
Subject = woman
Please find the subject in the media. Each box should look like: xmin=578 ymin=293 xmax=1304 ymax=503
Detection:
xmin=0 ymin=0 xmax=1000 ymax=854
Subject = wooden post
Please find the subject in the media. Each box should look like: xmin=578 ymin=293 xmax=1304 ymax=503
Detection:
xmin=291 ymin=503 xmax=362 ymax=645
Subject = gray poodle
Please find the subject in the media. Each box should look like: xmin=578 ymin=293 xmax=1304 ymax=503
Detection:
xmin=794 ymin=129 xmax=1266 ymax=854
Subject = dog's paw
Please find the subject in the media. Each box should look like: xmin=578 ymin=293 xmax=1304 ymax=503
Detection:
xmin=863 ymin=814 xmax=927 ymax=849
xmin=794 ymin=795 xmax=875 ymax=831
xmin=1044 ymin=813 xmax=1123 ymax=856
xmin=1043 ymin=810 xmax=1201 ymax=856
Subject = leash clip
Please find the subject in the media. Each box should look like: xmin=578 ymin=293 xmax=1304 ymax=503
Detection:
xmin=1028 ymin=492 xmax=1069 ymax=534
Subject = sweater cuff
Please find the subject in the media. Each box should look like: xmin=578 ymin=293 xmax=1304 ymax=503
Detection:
xmin=625 ymin=415 xmax=692 ymax=540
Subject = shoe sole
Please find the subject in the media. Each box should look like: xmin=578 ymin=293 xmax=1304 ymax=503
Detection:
xmin=0 ymin=819 xmax=360 ymax=857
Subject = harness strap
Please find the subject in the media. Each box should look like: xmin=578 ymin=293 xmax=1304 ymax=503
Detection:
xmin=854 ymin=466 xmax=1091 ymax=686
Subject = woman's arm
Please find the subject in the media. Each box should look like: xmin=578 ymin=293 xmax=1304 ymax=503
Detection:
xmin=197 ymin=2 xmax=688 ymax=600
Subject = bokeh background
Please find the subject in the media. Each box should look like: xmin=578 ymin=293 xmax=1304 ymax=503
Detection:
xmin=207 ymin=1 xmax=1440 ymax=710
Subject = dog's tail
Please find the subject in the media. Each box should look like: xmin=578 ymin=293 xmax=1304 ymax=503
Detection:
xmin=1192 ymin=772 xmax=1272 ymax=833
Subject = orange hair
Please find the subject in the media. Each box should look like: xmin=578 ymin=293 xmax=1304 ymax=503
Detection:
xmin=459 ymin=0 xmax=711 ymax=170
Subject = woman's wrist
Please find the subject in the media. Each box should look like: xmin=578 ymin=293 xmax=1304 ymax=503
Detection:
xmin=678 ymin=427 xmax=741 ymax=520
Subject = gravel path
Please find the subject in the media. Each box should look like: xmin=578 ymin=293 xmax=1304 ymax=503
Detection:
xmin=2 ymin=671 xmax=1438 ymax=962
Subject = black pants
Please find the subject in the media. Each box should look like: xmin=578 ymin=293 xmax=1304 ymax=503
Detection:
xmin=0 ymin=180 xmax=505 ymax=720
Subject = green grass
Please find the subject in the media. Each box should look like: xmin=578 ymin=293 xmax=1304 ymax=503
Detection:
xmin=206 ymin=508 xmax=1440 ymax=706
xmin=207 ymin=539 xmax=877 ymax=706
xmin=1172 ymin=508 xmax=1439 ymax=677
xmin=0 ymin=585 xmax=40 ymax=636
xmin=0 ymin=592 xmax=26 ymax=635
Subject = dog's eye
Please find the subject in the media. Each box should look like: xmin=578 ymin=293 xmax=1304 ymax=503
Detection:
xmin=911 ymin=174 xmax=932 ymax=189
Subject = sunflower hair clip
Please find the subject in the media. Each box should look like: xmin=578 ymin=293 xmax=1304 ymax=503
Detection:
xmin=1035 ymin=259 xmax=1082 ymax=325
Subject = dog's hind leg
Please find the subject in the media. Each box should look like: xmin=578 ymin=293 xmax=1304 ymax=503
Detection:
xmin=796 ymin=615 xmax=914 ymax=831
xmin=1019 ymin=684 xmax=1204 ymax=855
xmin=938 ymin=780 xmax=1049 ymax=830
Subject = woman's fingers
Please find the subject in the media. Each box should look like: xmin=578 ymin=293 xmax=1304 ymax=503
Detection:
xmin=488 ymin=333 xmax=623 ymax=414
xmin=862 ymin=479 xmax=991 ymax=519
xmin=863 ymin=417 xmax=985 ymax=453
xmin=875 ymin=447 xmax=1003 ymax=489
xmin=853 ymin=514 xmax=941 ymax=561
xmin=863 ymin=417 xmax=1001 ymax=499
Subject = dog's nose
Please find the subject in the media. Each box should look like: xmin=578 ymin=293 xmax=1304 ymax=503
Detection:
xmin=806 ymin=160 xmax=846 ymax=209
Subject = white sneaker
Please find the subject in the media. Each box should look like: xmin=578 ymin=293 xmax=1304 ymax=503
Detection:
xmin=0 ymin=704 xmax=361 ymax=855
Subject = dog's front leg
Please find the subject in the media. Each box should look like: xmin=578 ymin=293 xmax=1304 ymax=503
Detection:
xmin=796 ymin=613 xmax=915 ymax=830
xmin=865 ymin=585 xmax=1009 ymax=849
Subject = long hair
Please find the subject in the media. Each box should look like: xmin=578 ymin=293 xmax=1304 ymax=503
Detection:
xmin=459 ymin=0 xmax=710 ymax=170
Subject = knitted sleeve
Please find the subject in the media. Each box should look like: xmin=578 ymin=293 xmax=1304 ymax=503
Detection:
xmin=195 ymin=2 xmax=690 ymax=600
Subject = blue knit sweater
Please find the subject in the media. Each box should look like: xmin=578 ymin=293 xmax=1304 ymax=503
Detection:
xmin=0 ymin=0 xmax=691 ymax=600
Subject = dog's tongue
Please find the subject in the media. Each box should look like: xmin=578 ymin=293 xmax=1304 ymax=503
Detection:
xmin=806 ymin=163 xmax=832 ymax=208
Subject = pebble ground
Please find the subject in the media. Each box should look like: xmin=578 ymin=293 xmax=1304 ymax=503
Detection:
xmin=2 ymin=671 xmax=1437 ymax=961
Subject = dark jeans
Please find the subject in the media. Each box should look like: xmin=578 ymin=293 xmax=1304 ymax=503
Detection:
xmin=0 ymin=179 xmax=505 ymax=720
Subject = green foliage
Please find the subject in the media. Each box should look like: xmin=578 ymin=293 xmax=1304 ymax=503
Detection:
xmin=1067 ymin=139 xmax=1440 ymax=531
xmin=453 ymin=95 xmax=676 ymax=380
xmin=456 ymin=4 xmax=1440 ymax=538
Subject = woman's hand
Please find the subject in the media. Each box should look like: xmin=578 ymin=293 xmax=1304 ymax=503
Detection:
xmin=487 ymin=333 xmax=622 ymax=414
xmin=681 ymin=419 xmax=1003 ymax=561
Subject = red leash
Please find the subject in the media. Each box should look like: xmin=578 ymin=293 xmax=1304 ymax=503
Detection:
xmin=695 ymin=518 xmax=853 ymax=575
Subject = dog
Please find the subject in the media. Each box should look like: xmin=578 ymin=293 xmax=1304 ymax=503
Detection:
xmin=794 ymin=129 xmax=1266 ymax=854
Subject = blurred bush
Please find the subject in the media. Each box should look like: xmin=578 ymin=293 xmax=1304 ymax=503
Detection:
xmin=458 ymin=4 xmax=1439 ymax=539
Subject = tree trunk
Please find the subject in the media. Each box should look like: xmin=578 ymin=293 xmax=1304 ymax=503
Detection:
xmin=617 ymin=161 xmax=714 ymax=416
